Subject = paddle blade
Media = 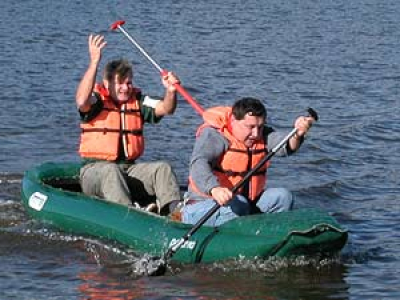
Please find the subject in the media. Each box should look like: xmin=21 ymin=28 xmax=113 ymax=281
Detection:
xmin=131 ymin=254 xmax=167 ymax=276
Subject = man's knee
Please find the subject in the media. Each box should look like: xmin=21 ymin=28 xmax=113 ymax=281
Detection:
xmin=259 ymin=187 xmax=294 ymax=212
xmin=155 ymin=160 xmax=173 ymax=172
xmin=276 ymin=188 xmax=294 ymax=210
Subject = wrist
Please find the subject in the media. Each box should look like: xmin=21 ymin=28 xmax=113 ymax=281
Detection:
xmin=167 ymin=85 xmax=177 ymax=93
xmin=208 ymin=186 xmax=218 ymax=196
xmin=209 ymin=187 xmax=214 ymax=196
xmin=89 ymin=61 xmax=100 ymax=69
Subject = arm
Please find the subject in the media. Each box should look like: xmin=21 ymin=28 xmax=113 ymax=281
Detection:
xmin=266 ymin=116 xmax=313 ymax=154
xmin=287 ymin=116 xmax=314 ymax=152
xmin=190 ymin=128 xmax=225 ymax=192
xmin=190 ymin=127 xmax=233 ymax=205
xmin=154 ymin=72 xmax=179 ymax=117
xmin=75 ymin=34 xmax=107 ymax=113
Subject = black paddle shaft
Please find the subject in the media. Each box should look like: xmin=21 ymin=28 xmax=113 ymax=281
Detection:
xmin=164 ymin=108 xmax=318 ymax=260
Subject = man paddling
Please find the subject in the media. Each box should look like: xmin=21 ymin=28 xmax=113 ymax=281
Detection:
xmin=174 ymin=97 xmax=314 ymax=226
xmin=75 ymin=33 xmax=181 ymax=214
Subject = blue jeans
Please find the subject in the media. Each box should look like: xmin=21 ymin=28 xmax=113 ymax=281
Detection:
xmin=181 ymin=188 xmax=294 ymax=227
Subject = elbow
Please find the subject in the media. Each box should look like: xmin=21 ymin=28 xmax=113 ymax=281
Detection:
xmin=76 ymin=97 xmax=90 ymax=112
xmin=76 ymin=97 xmax=85 ymax=109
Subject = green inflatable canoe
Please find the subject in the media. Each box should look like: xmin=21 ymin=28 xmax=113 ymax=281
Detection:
xmin=21 ymin=162 xmax=348 ymax=263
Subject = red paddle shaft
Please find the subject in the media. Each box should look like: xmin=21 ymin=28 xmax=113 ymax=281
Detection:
xmin=110 ymin=20 xmax=204 ymax=116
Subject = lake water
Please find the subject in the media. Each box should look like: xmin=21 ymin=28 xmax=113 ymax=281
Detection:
xmin=1 ymin=0 xmax=399 ymax=299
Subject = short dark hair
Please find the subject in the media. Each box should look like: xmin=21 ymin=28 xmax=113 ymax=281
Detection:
xmin=232 ymin=97 xmax=267 ymax=120
xmin=103 ymin=59 xmax=133 ymax=82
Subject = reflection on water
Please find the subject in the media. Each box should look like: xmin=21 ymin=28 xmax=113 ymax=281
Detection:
xmin=76 ymin=250 xmax=350 ymax=300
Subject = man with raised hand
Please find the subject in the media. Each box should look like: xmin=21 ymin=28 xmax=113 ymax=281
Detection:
xmin=76 ymin=34 xmax=181 ymax=215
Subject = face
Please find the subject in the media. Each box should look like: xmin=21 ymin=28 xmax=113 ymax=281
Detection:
xmin=230 ymin=113 xmax=265 ymax=147
xmin=104 ymin=75 xmax=133 ymax=104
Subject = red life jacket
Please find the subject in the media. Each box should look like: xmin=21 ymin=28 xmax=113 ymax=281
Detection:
xmin=79 ymin=83 xmax=144 ymax=161
xmin=189 ymin=106 xmax=269 ymax=201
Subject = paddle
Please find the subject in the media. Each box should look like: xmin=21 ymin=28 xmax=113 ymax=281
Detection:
xmin=109 ymin=20 xmax=319 ymax=275
xmin=110 ymin=20 xmax=204 ymax=116
xmin=142 ymin=107 xmax=319 ymax=276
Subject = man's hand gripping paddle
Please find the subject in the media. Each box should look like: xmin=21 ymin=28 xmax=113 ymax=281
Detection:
xmin=136 ymin=108 xmax=318 ymax=276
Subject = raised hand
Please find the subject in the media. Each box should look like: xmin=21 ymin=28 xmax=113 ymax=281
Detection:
xmin=88 ymin=34 xmax=107 ymax=65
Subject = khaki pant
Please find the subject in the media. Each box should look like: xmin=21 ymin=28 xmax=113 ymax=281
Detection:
xmin=80 ymin=161 xmax=181 ymax=213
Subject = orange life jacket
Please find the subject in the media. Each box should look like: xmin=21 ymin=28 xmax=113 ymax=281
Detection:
xmin=79 ymin=83 xmax=144 ymax=161
xmin=189 ymin=106 xmax=269 ymax=201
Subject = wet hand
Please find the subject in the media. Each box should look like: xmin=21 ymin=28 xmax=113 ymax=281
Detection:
xmin=162 ymin=72 xmax=180 ymax=92
xmin=88 ymin=34 xmax=107 ymax=65
xmin=210 ymin=187 xmax=233 ymax=206
xmin=294 ymin=115 xmax=314 ymax=137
